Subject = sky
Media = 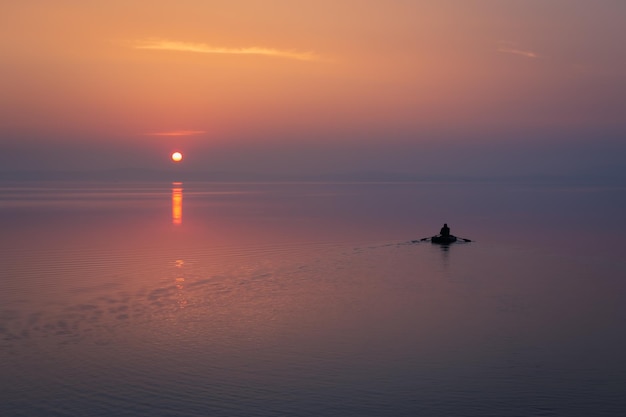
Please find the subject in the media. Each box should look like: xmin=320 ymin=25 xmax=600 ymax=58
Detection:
xmin=1 ymin=0 xmax=625 ymax=181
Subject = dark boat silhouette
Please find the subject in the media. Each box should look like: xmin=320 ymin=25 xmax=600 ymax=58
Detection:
xmin=431 ymin=235 xmax=458 ymax=244
xmin=415 ymin=225 xmax=471 ymax=244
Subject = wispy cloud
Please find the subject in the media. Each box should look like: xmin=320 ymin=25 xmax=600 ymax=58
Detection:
xmin=144 ymin=130 xmax=206 ymax=137
xmin=497 ymin=42 xmax=538 ymax=59
xmin=133 ymin=39 xmax=318 ymax=62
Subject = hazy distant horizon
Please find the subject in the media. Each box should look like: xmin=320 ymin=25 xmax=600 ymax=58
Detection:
xmin=1 ymin=166 xmax=623 ymax=186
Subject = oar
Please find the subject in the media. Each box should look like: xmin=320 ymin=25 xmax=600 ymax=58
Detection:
xmin=412 ymin=236 xmax=473 ymax=243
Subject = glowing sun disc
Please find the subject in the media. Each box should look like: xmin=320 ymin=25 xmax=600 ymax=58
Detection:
xmin=171 ymin=151 xmax=183 ymax=162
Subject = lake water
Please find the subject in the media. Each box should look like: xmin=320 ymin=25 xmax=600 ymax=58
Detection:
xmin=1 ymin=181 xmax=625 ymax=416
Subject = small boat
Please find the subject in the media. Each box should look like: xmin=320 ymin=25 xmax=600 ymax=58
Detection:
xmin=431 ymin=235 xmax=457 ymax=244
xmin=415 ymin=225 xmax=471 ymax=244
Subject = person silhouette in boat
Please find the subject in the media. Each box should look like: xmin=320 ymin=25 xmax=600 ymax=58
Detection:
xmin=440 ymin=223 xmax=451 ymax=237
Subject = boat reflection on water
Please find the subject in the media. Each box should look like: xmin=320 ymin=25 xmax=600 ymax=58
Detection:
xmin=172 ymin=182 xmax=183 ymax=225
xmin=434 ymin=239 xmax=451 ymax=268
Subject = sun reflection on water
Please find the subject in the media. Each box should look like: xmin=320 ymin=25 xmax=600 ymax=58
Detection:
xmin=174 ymin=259 xmax=187 ymax=309
xmin=172 ymin=182 xmax=183 ymax=225
xmin=172 ymin=185 xmax=186 ymax=307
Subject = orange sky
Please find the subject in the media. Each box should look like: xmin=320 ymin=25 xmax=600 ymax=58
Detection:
xmin=1 ymin=1 xmax=625 ymax=178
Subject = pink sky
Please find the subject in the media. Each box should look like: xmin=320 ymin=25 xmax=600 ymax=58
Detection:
xmin=1 ymin=1 xmax=625 ymax=179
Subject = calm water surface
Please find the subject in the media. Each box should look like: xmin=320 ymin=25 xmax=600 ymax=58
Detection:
xmin=1 ymin=181 xmax=625 ymax=416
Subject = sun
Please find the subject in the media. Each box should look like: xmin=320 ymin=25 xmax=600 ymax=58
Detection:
xmin=171 ymin=151 xmax=183 ymax=162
